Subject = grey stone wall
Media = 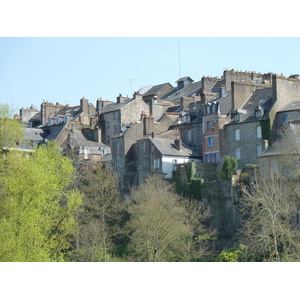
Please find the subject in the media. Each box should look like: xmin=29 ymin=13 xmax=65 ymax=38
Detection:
xmin=270 ymin=75 xmax=300 ymax=124
xmin=224 ymin=120 xmax=263 ymax=168
xmin=179 ymin=122 xmax=202 ymax=156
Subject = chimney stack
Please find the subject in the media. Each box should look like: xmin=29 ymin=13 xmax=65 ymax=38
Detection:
xmin=174 ymin=138 xmax=182 ymax=151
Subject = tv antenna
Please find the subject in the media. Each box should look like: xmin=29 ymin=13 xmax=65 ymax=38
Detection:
xmin=128 ymin=78 xmax=136 ymax=95
xmin=178 ymin=37 xmax=181 ymax=78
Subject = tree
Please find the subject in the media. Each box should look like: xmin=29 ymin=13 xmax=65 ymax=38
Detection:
xmin=0 ymin=142 xmax=82 ymax=261
xmin=0 ymin=103 xmax=24 ymax=150
xmin=69 ymin=164 xmax=122 ymax=262
xmin=126 ymin=175 xmax=212 ymax=262
xmin=240 ymin=172 xmax=300 ymax=262
xmin=221 ymin=156 xmax=238 ymax=179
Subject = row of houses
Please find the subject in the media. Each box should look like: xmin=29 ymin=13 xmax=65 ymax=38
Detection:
xmin=18 ymin=69 xmax=300 ymax=191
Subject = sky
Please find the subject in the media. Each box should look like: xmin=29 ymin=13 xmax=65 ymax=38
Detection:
xmin=1 ymin=37 xmax=300 ymax=114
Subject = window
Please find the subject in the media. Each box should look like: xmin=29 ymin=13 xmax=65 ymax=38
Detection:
xmin=117 ymin=142 xmax=120 ymax=154
xmin=154 ymin=158 xmax=160 ymax=169
xmin=113 ymin=111 xmax=118 ymax=120
xmin=235 ymin=148 xmax=240 ymax=160
xmin=141 ymin=141 xmax=145 ymax=152
xmin=172 ymin=159 xmax=177 ymax=165
xmin=255 ymin=110 xmax=261 ymax=118
xmin=257 ymin=144 xmax=262 ymax=157
xmin=207 ymin=121 xmax=211 ymax=130
xmin=107 ymin=121 xmax=110 ymax=129
xmin=207 ymin=136 xmax=214 ymax=147
xmin=234 ymin=114 xmax=240 ymax=122
xmin=113 ymin=125 xmax=118 ymax=134
xmin=187 ymin=129 xmax=192 ymax=142
xmin=235 ymin=129 xmax=240 ymax=141
xmin=151 ymin=146 xmax=154 ymax=152
xmin=257 ymin=126 xmax=262 ymax=139
xmin=207 ymin=104 xmax=211 ymax=114
xmin=107 ymin=136 xmax=110 ymax=143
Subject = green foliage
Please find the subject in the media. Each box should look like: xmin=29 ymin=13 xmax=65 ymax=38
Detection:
xmin=218 ymin=248 xmax=242 ymax=262
xmin=0 ymin=142 xmax=82 ymax=261
xmin=222 ymin=156 xmax=238 ymax=178
xmin=188 ymin=178 xmax=203 ymax=200
xmin=0 ymin=103 xmax=24 ymax=150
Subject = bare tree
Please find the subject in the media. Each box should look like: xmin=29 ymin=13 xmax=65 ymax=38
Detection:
xmin=240 ymin=172 xmax=300 ymax=262
xmin=70 ymin=164 xmax=122 ymax=262
xmin=126 ymin=175 xmax=212 ymax=262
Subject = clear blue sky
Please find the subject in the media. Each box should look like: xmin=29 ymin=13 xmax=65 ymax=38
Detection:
xmin=1 ymin=37 xmax=300 ymax=114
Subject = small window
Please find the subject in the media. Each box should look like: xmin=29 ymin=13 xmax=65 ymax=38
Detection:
xmin=283 ymin=113 xmax=290 ymax=123
xmin=207 ymin=136 xmax=214 ymax=147
xmin=207 ymin=105 xmax=211 ymax=114
xmin=235 ymin=129 xmax=240 ymax=141
xmin=154 ymin=158 xmax=160 ymax=169
xmin=187 ymin=129 xmax=192 ymax=142
xmin=257 ymin=144 xmax=262 ymax=157
xmin=113 ymin=111 xmax=118 ymax=120
xmin=207 ymin=121 xmax=211 ymax=130
xmin=236 ymin=148 xmax=240 ymax=160
xmin=107 ymin=121 xmax=110 ymax=129
xmin=234 ymin=114 xmax=240 ymax=122
xmin=113 ymin=125 xmax=118 ymax=134
xmin=257 ymin=126 xmax=262 ymax=139
xmin=255 ymin=110 xmax=261 ymax=118
xmin=151 ymin=146 xmax=154 ymax=152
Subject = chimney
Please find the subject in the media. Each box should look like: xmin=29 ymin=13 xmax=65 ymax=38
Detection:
xmin=174 ymin=138 xmax=182 ymax=151
xmin=133 ymin=91 xmax=142 ymax=100
xmin=80 ymin=97 xmax=89 ymax=124
xmin=117 ymin=94 xmax=126 ymax=104
xmin=143 ymin=114 xmax=154 ymax=135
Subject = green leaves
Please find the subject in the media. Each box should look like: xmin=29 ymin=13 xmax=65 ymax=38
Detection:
xmin=0 ymin=142 xmax=82 ymax=261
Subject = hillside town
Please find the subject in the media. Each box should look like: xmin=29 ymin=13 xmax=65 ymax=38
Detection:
xmin=16 ymin=69 xmax=300 ymax=187
xmin=5 ymin=68 xmax=300 ymax=262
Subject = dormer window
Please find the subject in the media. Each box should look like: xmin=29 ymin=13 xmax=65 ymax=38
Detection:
xmin=234 ymin=113 xmax=240 ymax=122
xmin=255 ymin=110 xmax=262 ymax=118
xmin=207 ymin=104 xmax=211 ymax=114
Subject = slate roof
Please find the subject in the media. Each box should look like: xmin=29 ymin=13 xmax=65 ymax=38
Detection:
xmin=228 ymin=88 xmax=273 ymax=124
xmin=99 ymin=98 xmax=135 ymax=114
xmin=279 ymin=100 xmax=300 ymax=112
xmin=149 ymin=137 xmax=194 ymax=157
xmin=73 ymin=130 xmax=107 ymax=148
xmin=142 ymin=83 xmax=173 ymax=97
xmin=160 ymin=80 xmax=202 ymax=102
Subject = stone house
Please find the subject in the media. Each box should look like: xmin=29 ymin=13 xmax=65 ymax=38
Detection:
xmin=136 ymin=136 xmax=200 ymax=184
xmin=224 ymin=86 xmax=273 ymax=168
xmin=99 ymin=92 xmax=150 ymax=149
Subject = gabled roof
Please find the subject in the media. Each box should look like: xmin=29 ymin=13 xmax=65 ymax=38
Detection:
xmin=100 ymin=98 xmax=135 ymax=114
xmin=176 ymin=76 xmax=193 ymax=83
xmin=142 ymin=83 xmax=173 ymax=97
xmin=73 ymin=130 xmax=107 ymax=148
xmin=228 ymin=88 xmax=273 ymax=124
xmin=160 ymin=80 xmax=202 ymax=102
xmin=149 ymin=137 xmax=194 ymax=157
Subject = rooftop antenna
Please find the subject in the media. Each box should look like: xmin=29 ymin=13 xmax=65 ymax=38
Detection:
xmin=178 ymin=37 xmax=181 ymax=79
xmin=128 ymin=78 xmax=136 ymax=95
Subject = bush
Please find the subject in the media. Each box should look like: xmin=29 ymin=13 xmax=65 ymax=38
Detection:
xmin=222 ymin=156 xmax=238 ymax=178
